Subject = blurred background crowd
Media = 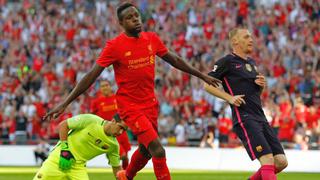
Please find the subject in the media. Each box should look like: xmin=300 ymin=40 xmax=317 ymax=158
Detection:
xmin=0 ymin=0 xmax=319 ymax=150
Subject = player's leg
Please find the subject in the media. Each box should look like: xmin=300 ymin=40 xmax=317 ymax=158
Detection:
xmin=263 ymin=121 xmax=288 ymax=173
xmin=117 ymin=132 xmax=132 ymax=169
xmin=128 ymin=128 xmax=170 ymax=180
xmin=234 ymin=120 xmax=276 ymax=180
xmin=125 ymin=143 xmax=151 ymax=179
xmin=120 ymin=148 xmax=129 ymax=170
xmin=119 ymin=112 xmax=154 ymax=180
xmin=148 ymin=137 xmax=171 ymax=180
xmin=119 ymin=105 xmax=170 ymax=180
xmin=146 ymin=104 xmax=171 ymax=180
xmin=273 ymin=154 xmax=287 ymax=173
xmin=66 ymin=163 xmax=89 ymax=180
xmin=258 ymin=153 xmax=277 ymax=180
xmin=33 ymin=149 xmax=66 ymax=180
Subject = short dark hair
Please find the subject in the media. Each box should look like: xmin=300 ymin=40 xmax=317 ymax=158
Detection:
xmin=117 ymin=2 xmax=136 ymax=20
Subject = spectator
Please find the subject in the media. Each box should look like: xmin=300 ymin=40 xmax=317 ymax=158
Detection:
xmin=217 ymin=112 xmax=232 ymax=148
xmin=174 ymin=119 xmax=187 ymax=146
xmin=33 ymin=138 xmax=50 ymax=165
xmin=15 ymin=109 xmax=28 ymax=145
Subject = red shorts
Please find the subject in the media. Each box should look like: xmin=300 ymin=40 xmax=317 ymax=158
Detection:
xmin=116 ymin=132 xmax=131 ymax=156
xmin=121 ymin=104 xmax=159 ymax=148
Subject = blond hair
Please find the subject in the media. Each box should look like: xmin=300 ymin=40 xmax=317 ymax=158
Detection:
xmin=228 ymin=27 xmax=247 ymax=41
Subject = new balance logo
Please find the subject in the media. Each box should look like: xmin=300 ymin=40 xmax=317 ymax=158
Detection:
xmin=235 ymin=64 xmax=242 ymax=69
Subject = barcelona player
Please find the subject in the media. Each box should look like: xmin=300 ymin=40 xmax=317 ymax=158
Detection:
xmin=205 ymin=27 xmax=288 ymax=180
xmin=34 ymin=114 xmax=126 ymax=180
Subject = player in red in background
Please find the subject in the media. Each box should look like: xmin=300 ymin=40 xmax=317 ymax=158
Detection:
xmin=91 ymin=79 xmax=131 ymax=170
xmin=44 ymin=3 xmax=221 ymax=180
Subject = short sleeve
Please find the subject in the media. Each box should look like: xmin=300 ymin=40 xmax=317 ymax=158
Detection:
xmin=152 ymin=33 xmax=168 ymax=57
xmin=106 ymin=144 xmax=120 ymax=167
xmin=96 ymin=41 xmax=118 ymax=67
xmin=208 ymin=57 xmax=229 ymax=80
xmin=67 ymin=114 xmax=101 ymax=130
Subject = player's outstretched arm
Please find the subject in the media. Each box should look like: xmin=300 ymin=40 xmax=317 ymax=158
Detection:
xmin=44 ymin=64 xmax=104 ymax=120
xmin=161 ymin=52 xmax=221 ymax=87
xmin=204 ymin=83 xmax=246 ymax=107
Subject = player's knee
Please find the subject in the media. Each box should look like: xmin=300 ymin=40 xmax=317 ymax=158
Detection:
xmin=138 ymin=144 xmax=152 ymax=159
xmin=275 ymin=157 xmax=288 ymax=172
xmin=150 ymin=146 xmax=166 ymax=157
xmin=148 ymin=140 xmax=166 ymax=157
xmin=259 ymin=154 xmax=274 ymax=165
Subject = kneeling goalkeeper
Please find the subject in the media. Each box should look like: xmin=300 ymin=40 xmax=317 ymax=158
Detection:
xmin=33 ymin=113 xmax=127 ymax=180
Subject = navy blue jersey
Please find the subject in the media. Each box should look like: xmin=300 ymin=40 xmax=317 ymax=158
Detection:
xmin=208 ymin=53 xmax=267 ymax=125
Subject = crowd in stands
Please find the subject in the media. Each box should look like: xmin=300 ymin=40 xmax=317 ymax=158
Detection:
xmin=0 ymin=0 xmax=319 ymax=150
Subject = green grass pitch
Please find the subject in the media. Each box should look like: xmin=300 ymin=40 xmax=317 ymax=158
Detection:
xmin=0 ymin=167 xmax=319 ymax=180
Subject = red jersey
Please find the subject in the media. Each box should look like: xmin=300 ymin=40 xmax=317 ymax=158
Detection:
xmin=91 ymin=95 xmax=118 ymax=120
xmin=96 ymin=32 xmax=168 ymax=112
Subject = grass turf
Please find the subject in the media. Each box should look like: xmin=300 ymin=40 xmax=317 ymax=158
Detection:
xmin=0 ymin=167 xmax=319 ymax=180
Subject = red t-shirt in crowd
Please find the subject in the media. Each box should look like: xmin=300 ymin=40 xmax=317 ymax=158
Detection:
xmin=34 ymin=101 xmax=46 ymax=118
xmin=273 ymin=64 xmax=286 ymax=77
xmin=32 ymin=57 xmax=44 ymax=72
xmin=91 ymin=94 xmax=118 ymax=120
xmin=43 ymin=71 xmax=57 ymax=86
xmin=194 ymin=99 xmax=211 ymax=117
xmin=96 ymin=32 xmax=168 ymax=112
xmin=306 ymin=111 xmax=319 ymax=129
xmin=279 ymin=101 xmax=292 ymax=119
xmin=31 ymin=117 xmax=41 ymax=137
xmin=278 ymin=118 xmax=295 ymax=141
xmin=295 ymin=105 xmax=308 ymax=123
xmin=218 ymin=117 xmax=232 ymax=135
xmin=63 ymin=67 xmax=76 ymax=84
xmin=203 ymin=22 xmax=214 ymax=40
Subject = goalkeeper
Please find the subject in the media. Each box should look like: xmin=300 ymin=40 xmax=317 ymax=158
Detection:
xmin=33 ymin=114 xmax=127 ymax=180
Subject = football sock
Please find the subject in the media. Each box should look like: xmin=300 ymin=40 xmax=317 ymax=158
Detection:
xmin=260 ymin=165 xmax=276 ymax=180
xmin=126 ymin=149 xmax=150 ymax=179
xmin=152 ymin=157 xmax=171 ymax=180
xmin=249 ymin=168 xmax=261 ymax=180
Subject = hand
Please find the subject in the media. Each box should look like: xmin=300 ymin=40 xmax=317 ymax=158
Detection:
xmin=43 ymin=103 xmax=67 ymax=121
xmin=228 ymin=95 xmax=246 ymax=107
xmin=59 ymin=141 xmax=75 ymax=171
xmin=202 ymin=74 xmax=222 ymax=88
xmin=255 ymin=74 xmax=266 ymax=88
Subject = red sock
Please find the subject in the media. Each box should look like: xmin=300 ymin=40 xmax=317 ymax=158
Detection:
xmin=122 ymin=158 xmax=129 ymax=170
xmin=260 ymin=165 xmax=276 ymax=180
xmin=126 ymin=149 xmax=150 ymax=179
xmin=152 ymin=157 xmax=171 ymax=180
xmin=249 ymin=168 xmax=261 ymax=180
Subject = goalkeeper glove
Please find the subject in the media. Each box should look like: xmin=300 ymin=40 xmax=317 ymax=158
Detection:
xmin=59 ymin=141 xmax=75 ymax=171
